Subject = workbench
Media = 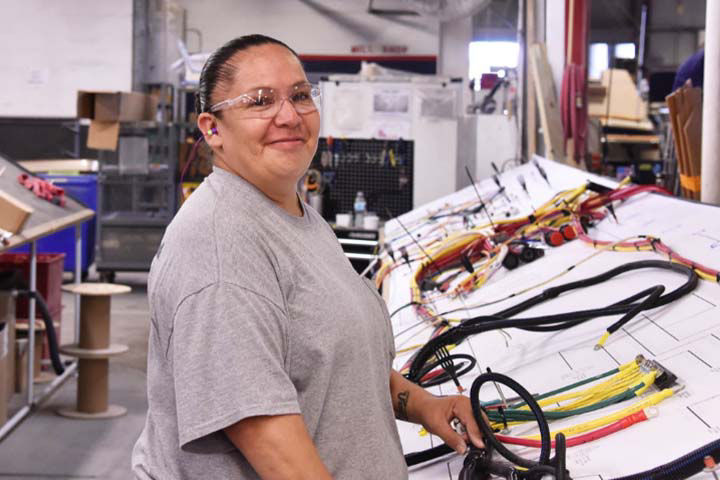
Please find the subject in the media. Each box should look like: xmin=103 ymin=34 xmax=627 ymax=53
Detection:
xmin=0 ymin=154 xmax=94 ymax=441
xmin=382 ymin=157 xmax=720 ymax=479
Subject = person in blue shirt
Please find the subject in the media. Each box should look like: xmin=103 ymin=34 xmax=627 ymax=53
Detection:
xmin=673 ymin=49 xmax=704 ymax=91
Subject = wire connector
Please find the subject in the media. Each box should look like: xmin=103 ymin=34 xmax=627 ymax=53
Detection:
xmin=704 ymin=455 xmax=720 ymax=480
xmin=636 ymin=356 xmax=679 ymax=390
xmin=594 ymin=331 xmax=610 ymax=350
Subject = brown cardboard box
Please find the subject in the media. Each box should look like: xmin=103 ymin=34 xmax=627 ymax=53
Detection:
xmin=0 ymin=190 xmax=33 ymax=234
xmin=0 ymin=292 xmax=16 ymax=425
xmin=588 ymin=69 xmax=648 ymax=122
xmin=77 ymin=91 xmax=159 ymax=151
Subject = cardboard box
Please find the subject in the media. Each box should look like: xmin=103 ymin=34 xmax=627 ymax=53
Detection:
xmin=0 ymin=190 xmax=33 ymax=234
xmin=0 ymin=292 xmax=16 ymax=425
xmin=77 ymin=91 xmax=158 ymax=151
xmin=588 ymin=69 xmax=648 ymax=122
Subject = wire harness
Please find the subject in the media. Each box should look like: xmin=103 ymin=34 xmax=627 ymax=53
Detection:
xmin=406 ymin=260 xmax=697 ymax=384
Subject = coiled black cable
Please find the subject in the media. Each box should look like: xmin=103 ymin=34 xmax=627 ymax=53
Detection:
xmin=453 ymin=372 xmax=568 ymax=480
xmin=406 ymin=372 xmax=571 ymax=478
xmin=470 ymin=372 xmax=552 ymax=469
xmin=408 ymin=260 xmax=697 ymax=382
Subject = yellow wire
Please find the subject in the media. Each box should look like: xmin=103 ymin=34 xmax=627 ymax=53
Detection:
xmin=522 ymin=388 xmax=675 ymax=440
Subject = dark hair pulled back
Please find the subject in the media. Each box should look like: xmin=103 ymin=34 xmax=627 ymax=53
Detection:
xmin=195 ymin=34 xmax=300 ymax=115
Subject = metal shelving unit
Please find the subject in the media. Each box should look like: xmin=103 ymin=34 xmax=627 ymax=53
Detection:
xmin=95 ymin=85 xmax=178 ymax=282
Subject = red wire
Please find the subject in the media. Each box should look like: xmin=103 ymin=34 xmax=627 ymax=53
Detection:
xmin=494 ymin=410 xmax=649 ymax=448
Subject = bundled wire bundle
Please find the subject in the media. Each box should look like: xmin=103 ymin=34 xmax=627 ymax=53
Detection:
xmin=378 ymin=174 xmax=715 ymax=393
xmin=376 ymin=178 xmax=718 ymax=326
xmin=485 ymin=356 xmax=681 ymax=449
xmin=405 ymin=260 xmax=697 ymax=386
xmin=406 ymin=355 xmax=688 ymax=480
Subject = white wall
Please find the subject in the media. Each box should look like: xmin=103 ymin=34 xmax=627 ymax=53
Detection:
xmin=438 ymin=15 xmax=473 ymax=109
xmin=175 ymin=0 xmax=439 ymax=55
xmin=545 ymin=0 xmax=565 ymax=97
xmin=0 ymin=1 xmax=133 ymax=118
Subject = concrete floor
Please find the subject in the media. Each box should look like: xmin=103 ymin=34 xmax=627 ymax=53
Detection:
xmin=0 ymin=272 xmax=151 ymax=479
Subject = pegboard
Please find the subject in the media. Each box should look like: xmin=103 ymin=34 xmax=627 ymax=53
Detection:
xmin=310 ymin=138 xmax=413 ymax=220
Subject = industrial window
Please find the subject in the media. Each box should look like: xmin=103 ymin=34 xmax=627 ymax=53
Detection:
xmin=614 ymin=43 xmax=636 ymax=59
xmin=468 ymin=41 xmax=519 ymax=88
xmin=589 ymin=43 xmax=610 ymax=80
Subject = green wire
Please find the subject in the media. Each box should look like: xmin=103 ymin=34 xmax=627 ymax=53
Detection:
xmin=487 ymin=384 xmax=642 ymax=422
xmin=481 ymin=366 xmax=620 ymax=410
xmin=511 ymin=367 xmax=622 ymax=409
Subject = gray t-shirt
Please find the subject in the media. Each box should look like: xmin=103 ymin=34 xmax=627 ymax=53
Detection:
xmin=132 ymin=167 xmax=407 ymax=479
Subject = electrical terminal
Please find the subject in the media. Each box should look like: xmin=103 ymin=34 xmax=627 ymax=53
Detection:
xmin=704 ymin=455 xmax=720 ymax=480
xmin=635 ymin=355 xmax=679 ymax=390
xmin=671 ymin=384 xmax=685 ymax=395
xmin=451 ymin=417 xmax=467 ymax=435
xmin=594 ymin=331 xmax=610 ymax=350
xmin=643 ymin=406 xmax=659 ymax=419
xmin=634 ymin=372 xmax=658 ymax=396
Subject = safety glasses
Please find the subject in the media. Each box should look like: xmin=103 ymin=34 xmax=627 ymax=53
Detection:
xmin=210 ymin=82 xmax=321 ymax=118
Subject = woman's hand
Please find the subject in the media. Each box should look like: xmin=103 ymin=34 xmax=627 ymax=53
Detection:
xmin=414 ymin=394 xmax=486 ymax=455
xmin=390 ymin=370 xmax=487 ymax=455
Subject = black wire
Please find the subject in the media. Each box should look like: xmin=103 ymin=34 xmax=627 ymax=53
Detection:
xmin=408 ymin=260 xmax=697 ymax=382
xmin=610 ymin=437 xmax=720 ymax=480
xmin=18 ymin=291 xmax=65 ymax=375
xmin=0 ymin=270 xmax=64 ymax=375
xmin=470 ymin=371 xmax=552 ymax=469
xmin=554 ymin=433 xmax=568 ymax=480
xmin=402 ymin=261 xmax=696 ymax=478
xmin=416 ymin=353 xmax=477 ymax=388
xmin=405 ymin=443 xmax=455 ymax=467
xmin=606 ymin=284 xmax=663 ymax=334
xmin=389 ymin=301 xmax=422 ymax=319
xmin=406 ymin=372 xmax=569 ymax=478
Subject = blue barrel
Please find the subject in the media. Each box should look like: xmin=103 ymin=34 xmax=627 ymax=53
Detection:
xmin=12 ymin=174 xmax=98 ymax=274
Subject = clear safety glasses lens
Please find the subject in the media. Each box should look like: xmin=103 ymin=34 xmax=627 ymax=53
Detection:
xmin=210 ymin=84 xmax=321 ymax=118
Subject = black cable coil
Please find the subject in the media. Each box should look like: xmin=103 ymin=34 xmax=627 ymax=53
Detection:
xmin=406 ymin=371 xmax=570 ymax=479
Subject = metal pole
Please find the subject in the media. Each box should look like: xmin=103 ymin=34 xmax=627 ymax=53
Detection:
xmin=702 ymin=0 xmax=720 ymax=204
xmin=75 ymin=224 xmax=82 ymax=343
xmin=0 ymin=362 xmax=78 ymax=442
xmin=0 ymin=406 xmax=31 ymax=441
xmin=359 ymin=257 xmax=380 ymax=278
xmin=26 ymin=242 xmax=37 ymax=405
xmin=637 ymin=2 xmax=648 ymax=86
xmin=35 ymin=361 xmax=78 ymax=406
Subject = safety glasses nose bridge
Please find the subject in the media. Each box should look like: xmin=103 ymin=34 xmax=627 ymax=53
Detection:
xmin=269 ymin=94 xmax=311 ymax=118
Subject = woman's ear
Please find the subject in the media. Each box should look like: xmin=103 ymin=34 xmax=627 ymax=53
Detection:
xmin=197 ymin=112 xmax=222 ymax=150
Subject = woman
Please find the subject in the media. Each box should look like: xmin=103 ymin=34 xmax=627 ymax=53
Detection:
xmin=132 ymin=34 xmax=483 ymax=479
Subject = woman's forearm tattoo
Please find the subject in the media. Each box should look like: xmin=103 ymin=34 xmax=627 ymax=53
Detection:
xmin=397 ymin=391 xmax=410 ymax=421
